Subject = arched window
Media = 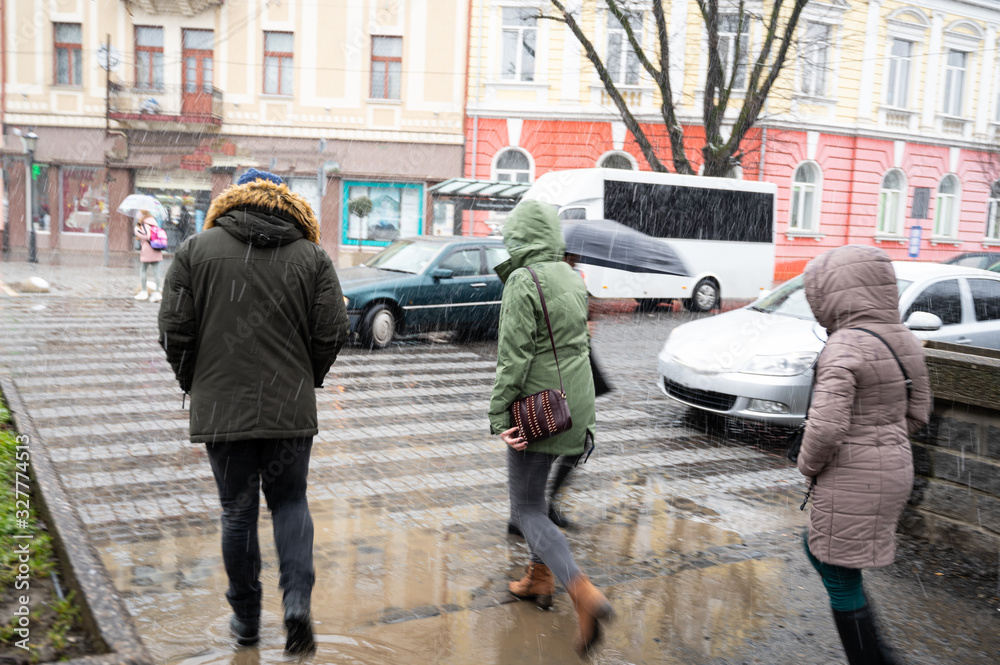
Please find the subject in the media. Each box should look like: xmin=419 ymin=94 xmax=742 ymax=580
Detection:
xmin=790 ymin=162 xmax=821 ymax=232
xmin=598 ymin=152 xmax=636 ymax=170
xmin=877 ymin=169 xmax=906 ymax=236
xmin=494 ymin=148 xmax=532 ymax=183
xmin=933 ymin=175 xmax=961 ymax=238
xmin=987 ymin=181 xmax=1000 ymax=240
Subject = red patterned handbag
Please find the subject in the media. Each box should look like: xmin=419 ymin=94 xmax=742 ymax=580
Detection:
xmin=509 ymin=267 xmax=573 ymax=444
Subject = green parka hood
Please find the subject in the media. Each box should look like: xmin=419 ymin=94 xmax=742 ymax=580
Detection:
xmin=495 ymin=200 xmax=566 ymax=282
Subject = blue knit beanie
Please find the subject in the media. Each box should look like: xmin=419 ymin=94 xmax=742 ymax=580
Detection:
xmin=237 ymin=168 xmax=283 ymax=186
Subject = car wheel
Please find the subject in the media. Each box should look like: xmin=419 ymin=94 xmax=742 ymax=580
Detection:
xmin=360 ymin=304 xmax=397 ymax=349
xmin=686 ymin=279 xmax=719 ymax=312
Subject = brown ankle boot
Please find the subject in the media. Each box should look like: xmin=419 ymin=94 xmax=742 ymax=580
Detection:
xmin=566 ymin=573 xmax=614 ymax=656
xmin=508 ymin=562 xmax=555 ymax=609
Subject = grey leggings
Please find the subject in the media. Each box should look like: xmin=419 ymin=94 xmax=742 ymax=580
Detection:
xmin=507 ymin=447 xmax=582 ymax=587
xmin=138 ymin=261 xmax=163 ymax=291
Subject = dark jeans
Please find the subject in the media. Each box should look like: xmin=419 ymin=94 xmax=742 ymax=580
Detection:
xmin=507 ymin=447 xmax=582 ymax=587
xmin=205 ymin=437 xmax=315 ymax=623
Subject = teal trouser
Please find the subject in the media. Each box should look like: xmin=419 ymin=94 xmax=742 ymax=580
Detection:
xmin=803 ymin=530 xmax=867 ymax=612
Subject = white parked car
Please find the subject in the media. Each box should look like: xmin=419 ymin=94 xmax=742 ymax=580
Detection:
xmin=657 ymin=262 xmax=1000 ymax=426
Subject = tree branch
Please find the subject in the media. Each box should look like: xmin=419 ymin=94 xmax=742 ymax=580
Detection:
xmin=550 ymin=0 xmax=668 ymax=172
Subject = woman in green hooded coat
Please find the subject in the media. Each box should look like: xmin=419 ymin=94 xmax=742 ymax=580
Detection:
xmin=489 ymin=200 xmax=613 ymax=656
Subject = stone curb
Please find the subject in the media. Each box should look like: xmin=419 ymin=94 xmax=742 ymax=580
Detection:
xmin=1 ymin=375 xmax=154 ymax=665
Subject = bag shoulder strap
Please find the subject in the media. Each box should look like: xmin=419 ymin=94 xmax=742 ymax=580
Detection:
xmin=525 ymin=266 xmax=564 ymax=395
xmin=852 ymin=327 xmax=913 ymax=398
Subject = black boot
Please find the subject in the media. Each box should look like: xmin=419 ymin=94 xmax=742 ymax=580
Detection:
xmin=284 ymin=594 xmax=315 ymax=655
xmin=832 ymin=605 xmax=896 ymax=665
xmin=229 ymin=615 xmax=259 ymax=647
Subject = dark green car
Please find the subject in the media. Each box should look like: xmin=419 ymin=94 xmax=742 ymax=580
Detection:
xmin=341 ymin=236 xmax=509 ymax=348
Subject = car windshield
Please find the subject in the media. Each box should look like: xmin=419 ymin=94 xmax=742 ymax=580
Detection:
xmin=751 ymin=276 xmax=914 ymax=319
xmin=364 ymin=240 xmax=442 ymax=274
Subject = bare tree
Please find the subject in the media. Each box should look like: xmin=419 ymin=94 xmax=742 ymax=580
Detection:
xmin=547 ymin=0 xmax=811 ymax=177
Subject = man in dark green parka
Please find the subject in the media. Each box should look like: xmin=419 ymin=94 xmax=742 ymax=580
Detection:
xmin=158 ymin=169 xmax=349 ymax=653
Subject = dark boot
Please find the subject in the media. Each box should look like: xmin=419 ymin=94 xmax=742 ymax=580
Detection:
xmin=284 ymin=594 xmax=315 ymax=655
xmin=229 ymin=615 xmax=259 ymax=647
xmin=508 ymin=562 xmax=555 ymax=609
xmin=832 ymin=605 xmax=896 ymax=665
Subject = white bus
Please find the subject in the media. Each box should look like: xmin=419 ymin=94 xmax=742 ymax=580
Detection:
xmin=522 ymin=168 xmax=777 ymax=311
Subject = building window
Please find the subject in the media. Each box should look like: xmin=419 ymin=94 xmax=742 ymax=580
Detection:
xmin=54 ymin=23 xmax=82 ymax=86
xmin=943 ymin=49 xmax=967 ymax=116
xmin=135 ymin=26 xmax=164 ymax=91
xmin=886 ymin=38 xmax=912 ymax=108
xmin=606 ymin=11 xmax=641 ymax=86
xmin=61 ymin=167 xmax=109 ymax=235
xmin=790 ymin=162 xmax=821 ymax=232
xmin=987 ymin=182 xmax=1000 ymax=240
xmin=599 ymin=152 xmax=636 ymax=170
xmin=799 ymin=22 xmax=830 ymax=97
xmin=501 ymin=8 xmax=537 ymax=82
xmin=343 ymin=181 xmax=423 ymax=246
xmin=183 ymin=29 xmax=214 ymax=95
xmin=933 ymin=175 xmax=960 ymax=238
xmin=718 ymin=13 xmax=749 ymax=90
xmin=877 ymin=169 xmax=905 ymax=236
xmin=371 ymin=36 xmax=402 ymax=99
xmin=494 ymin=148 xmax=532 ymax=182
xmin=264 ymin=32 xmax=294 ymax=96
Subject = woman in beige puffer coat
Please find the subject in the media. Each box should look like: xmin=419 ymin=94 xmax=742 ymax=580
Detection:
xmin=798 ymin=245 xmax=931 ymax=665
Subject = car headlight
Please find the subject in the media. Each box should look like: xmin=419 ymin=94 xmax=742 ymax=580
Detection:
xmin=741 ymin=352 xmax=817 ymax=377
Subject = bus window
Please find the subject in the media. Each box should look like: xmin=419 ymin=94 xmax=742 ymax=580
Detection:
xmin=559 ymin=207 xmax=587 ymax=220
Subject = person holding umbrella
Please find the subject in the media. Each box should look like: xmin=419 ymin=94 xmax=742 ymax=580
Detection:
xmin=133 ymin=209 xmax=164 ymax=301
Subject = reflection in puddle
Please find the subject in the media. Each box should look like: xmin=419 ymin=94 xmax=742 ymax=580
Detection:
xmin=105 ymin=488 xmax=801 ymax=665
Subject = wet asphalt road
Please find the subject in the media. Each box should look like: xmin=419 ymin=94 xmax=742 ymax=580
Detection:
xmin=0 ymin=290 xmax=997 ymax=664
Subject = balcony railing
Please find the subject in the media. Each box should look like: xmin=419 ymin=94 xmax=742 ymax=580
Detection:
xmin=108 ymin=82 xmax=223 ymax=127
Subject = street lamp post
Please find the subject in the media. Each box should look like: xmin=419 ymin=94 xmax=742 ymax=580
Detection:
xmin=22 ymin=130 xmax=38 ymax=264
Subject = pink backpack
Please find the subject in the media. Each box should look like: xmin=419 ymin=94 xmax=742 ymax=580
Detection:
xmin=148 ymin=224 xmax=168 ymax=250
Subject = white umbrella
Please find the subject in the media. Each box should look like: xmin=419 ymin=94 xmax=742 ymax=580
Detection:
xmin=118 ymin=194 xmax=167 ymax=222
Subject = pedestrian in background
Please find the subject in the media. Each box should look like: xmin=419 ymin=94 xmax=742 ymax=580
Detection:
xmin=158 ymin=168 xmax=350 ymax=653
xmin=798 ymin=245 xmax=931 ymax=664
xmin=133 ymin=209 xmax=164 ymax=302
xmin=489 ymin=199 xmax=613 ymax=657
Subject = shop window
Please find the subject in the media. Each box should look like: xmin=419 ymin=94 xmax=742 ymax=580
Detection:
xmin=877 ymin=169 xmax=905 ymax=236
xmin=135 ymin=26 xmax=164 ymax=91
xmin=986 ymin=181 xmax=1000 ymax=241
xmin=264 ymin=32 xmax=294 ymax=96
xmin=54 ymin=23 xmax=82 ymax=86
xmin=61 ymin=167 xmax=109 ymax=235
xmin=371 ymin=36 xmax=402 ymax=99
xmin=933 ymin=175 xmax=960 ymax=238
xmin=606 ymin=10 xmax=641 ymax=85
xmin=599 ymin=152 xmax=635 ymax=170
xmin=790 ymin=162 xmax=821 ymax=232
xmin=344 ymin=181 xmax=423 ymax=246
xmin=501 ymin=8 xmax=537 ymax=82
xmin=494 ymin=148 xmax=532 ymax=183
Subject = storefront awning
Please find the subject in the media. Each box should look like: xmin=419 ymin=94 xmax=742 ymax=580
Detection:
xmin=428 ymin=177 xmax=530 ymax=212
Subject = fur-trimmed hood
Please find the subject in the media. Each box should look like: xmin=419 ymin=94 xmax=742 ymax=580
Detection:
xmin=204 ymin=178 xmax=320 ymax=245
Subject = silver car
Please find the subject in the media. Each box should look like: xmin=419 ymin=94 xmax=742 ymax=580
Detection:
xmin=657 ymin=262 xmax=1000 ymax=426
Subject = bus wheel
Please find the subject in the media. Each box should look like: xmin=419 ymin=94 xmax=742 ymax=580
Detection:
xmin=686 ymin=279 xmax=720 ymax=312
xmin=635 ymin=298 xmax=666 ymax=312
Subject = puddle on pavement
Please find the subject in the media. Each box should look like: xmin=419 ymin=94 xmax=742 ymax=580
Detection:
xmin=99 ymin=489 xmax=802 ymax=664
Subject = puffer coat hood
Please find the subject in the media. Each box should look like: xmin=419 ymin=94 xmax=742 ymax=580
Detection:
xmin=488 ymin=200 xmax=595 ymax=456
xmin=204 ymin=178 xmax=320 ymax=247
xmin=804 ymin=245 xmax=900 ymax=332
xmin=495 ymin=200 xmax=566 ymax=283
xmin=798 ymin=245 xmax=931 ymax=569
